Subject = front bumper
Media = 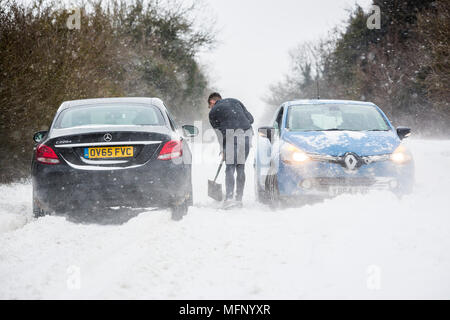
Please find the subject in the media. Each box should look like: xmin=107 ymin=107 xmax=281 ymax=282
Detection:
xmin=277 ymin=158 xmax=414 ymax=197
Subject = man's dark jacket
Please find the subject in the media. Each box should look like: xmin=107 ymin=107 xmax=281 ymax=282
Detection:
xmin=209 ymin=98 xmax=254 ymax=134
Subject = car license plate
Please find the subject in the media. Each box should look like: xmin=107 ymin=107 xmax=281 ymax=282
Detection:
xmin=84 ymin=146 xmax=134 ymax=159
xmin=328 ymin=186 xmax=369 ymax=196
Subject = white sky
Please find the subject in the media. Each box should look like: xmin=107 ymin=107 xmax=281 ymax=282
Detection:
xmin=197 ymin=0 xmax=372 ymax=117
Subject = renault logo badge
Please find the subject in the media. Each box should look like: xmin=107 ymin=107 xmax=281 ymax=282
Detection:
xmin=103 ymin=133 xmax=112 ymax=142
xmin=344 ymin=154 xmax=358 ymax=170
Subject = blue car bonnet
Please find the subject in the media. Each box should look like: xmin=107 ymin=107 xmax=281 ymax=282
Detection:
xmin=283 ymin=130 xmax=400 ymax=157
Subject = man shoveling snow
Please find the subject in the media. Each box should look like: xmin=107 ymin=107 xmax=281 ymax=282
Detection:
xmin=208 ymin=92 xmax=254 ymax=209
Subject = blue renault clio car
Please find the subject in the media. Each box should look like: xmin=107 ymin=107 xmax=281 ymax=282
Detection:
xmin=254 ymin=100 xmax=414 ymax=205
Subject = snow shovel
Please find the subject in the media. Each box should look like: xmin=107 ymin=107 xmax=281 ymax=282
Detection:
xmin=208 ymin=160 xmax=224 ymax=201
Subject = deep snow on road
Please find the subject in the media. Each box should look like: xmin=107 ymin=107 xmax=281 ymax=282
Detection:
xmin=1 ymin=139 xmax=449 ymax=299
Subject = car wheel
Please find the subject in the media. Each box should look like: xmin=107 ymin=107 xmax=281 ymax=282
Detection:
xmin=256 ymin=187 xmax=267 ymax=203
xmin=32 ymin=197 xmax=51 ymax=218
xmin=393 ymin=183 xmax=414 ymax=199
xmin=170 ymin=200 xmax=188 ymax=221
xmin=255 ymin=174 xmax=268 ymax=204
xmin=266 ymin=174 xmax=281 ymax=209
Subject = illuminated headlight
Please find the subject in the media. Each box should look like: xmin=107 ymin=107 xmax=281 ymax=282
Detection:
xmin=281 ymin=143 xmax=310 ymax=163
xmin=293 ymin=151 xmax=309 ymax=162
xmin=391 ymin=145 xmax=412 ymax=164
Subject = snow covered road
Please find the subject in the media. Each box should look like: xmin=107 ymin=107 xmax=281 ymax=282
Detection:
xmin=1 ymin=139 xmax=449 ymax=299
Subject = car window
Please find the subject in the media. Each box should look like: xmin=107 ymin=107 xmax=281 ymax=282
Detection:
xmin=273 ymin=107 xmax=284 ymax=132
xmin=165 ymin=111 xmax=177 ymax=131
xmin=287 ymin=104 xmax=390 ymax=131
xmin=54 ymin=103 xmax=165 ymax=129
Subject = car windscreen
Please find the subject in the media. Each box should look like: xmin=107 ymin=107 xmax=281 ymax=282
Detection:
xmin=53 ymin=103 xmax=166 ymax=129
xmin=287 ymin=104 xmax=390 ymax=131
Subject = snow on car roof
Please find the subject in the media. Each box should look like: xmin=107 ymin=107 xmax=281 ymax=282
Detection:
xmin=284 ymin=99 xmax=377 ymax=107
xmin=57 ymin=97 xmax=167 ymax=113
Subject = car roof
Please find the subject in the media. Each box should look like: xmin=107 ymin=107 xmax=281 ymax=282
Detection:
xmin=283 ymin=99 xmax=377 ymax=107
xmin=57 ymin=97 xmax=167 ymax=113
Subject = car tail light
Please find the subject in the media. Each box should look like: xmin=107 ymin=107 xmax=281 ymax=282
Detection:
xmin=157 ymin=140 xmax=182 ymax=160
xmin=36 ymin=144 xmax=60 ymax=164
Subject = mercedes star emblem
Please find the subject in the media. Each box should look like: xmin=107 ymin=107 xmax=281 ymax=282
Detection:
xmin=103 ymin=133 xmax=112 ymax=142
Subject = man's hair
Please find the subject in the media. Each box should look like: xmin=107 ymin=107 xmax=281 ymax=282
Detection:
xmin=208 ymin=92 xmax=222 ymax=103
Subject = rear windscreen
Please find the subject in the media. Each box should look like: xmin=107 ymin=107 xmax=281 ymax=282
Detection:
xmin=53 ymin=103 xmax=165 ymax=129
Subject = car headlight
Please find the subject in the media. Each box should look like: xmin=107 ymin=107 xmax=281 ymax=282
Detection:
xmin=391 ymin=145 xmax=412 ymax=164
xmin=281 ymin=143 xmax=310 ymax=163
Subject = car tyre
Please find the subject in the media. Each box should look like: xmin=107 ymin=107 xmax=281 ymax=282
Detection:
xmin=256 ymin=188 xmax=268 ymax=204
xmin=255 ymin=176 xmax=269 ymax=204
xmin=32 ymin=196 xmax=51 ymax=218
xmin=393 ymin=183 xmax=414 ymax=199
xmin=266 ymin=174 xmax=281 ymax=209
xmin=170 ymin=200 xmax=188 ymax=221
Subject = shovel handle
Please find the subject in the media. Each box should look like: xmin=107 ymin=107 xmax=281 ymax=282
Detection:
xmin=213 ymin=160 xmax=224 ymax=182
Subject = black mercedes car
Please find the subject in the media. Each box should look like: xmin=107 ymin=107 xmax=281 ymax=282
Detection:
xmin=31 ymin=97 xmax=198 ymax=220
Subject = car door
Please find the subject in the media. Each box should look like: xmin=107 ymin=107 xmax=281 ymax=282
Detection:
xmin=270 ymin=106 xmax=285 ymax=171
xmin=255 ymin=106 xmax=284 ymax=189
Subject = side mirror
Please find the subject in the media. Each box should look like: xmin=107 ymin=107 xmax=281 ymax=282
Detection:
xmin=258 ymin=126 xmax=275 ymax=142
xmin=396 ymin=127 xmax=411 ymax=140
xmin=33 ymin=131 xmax=48 ymax=143
xmin=182 ymin=125 xmax=199 ymax=138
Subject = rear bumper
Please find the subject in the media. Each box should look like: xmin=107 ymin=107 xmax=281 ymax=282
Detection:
xmin=277 ymin=159 xmax=415 ymax=197
xmin=32 ymin=159 xmax=192 ymax=211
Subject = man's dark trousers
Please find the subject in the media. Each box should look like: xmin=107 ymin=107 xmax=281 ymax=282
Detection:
xmin=223 ymin=131 xmax=251 ymax=201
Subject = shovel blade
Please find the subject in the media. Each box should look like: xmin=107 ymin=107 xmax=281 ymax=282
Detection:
xmin=208 ymin=180 xmax=223 ymax=201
